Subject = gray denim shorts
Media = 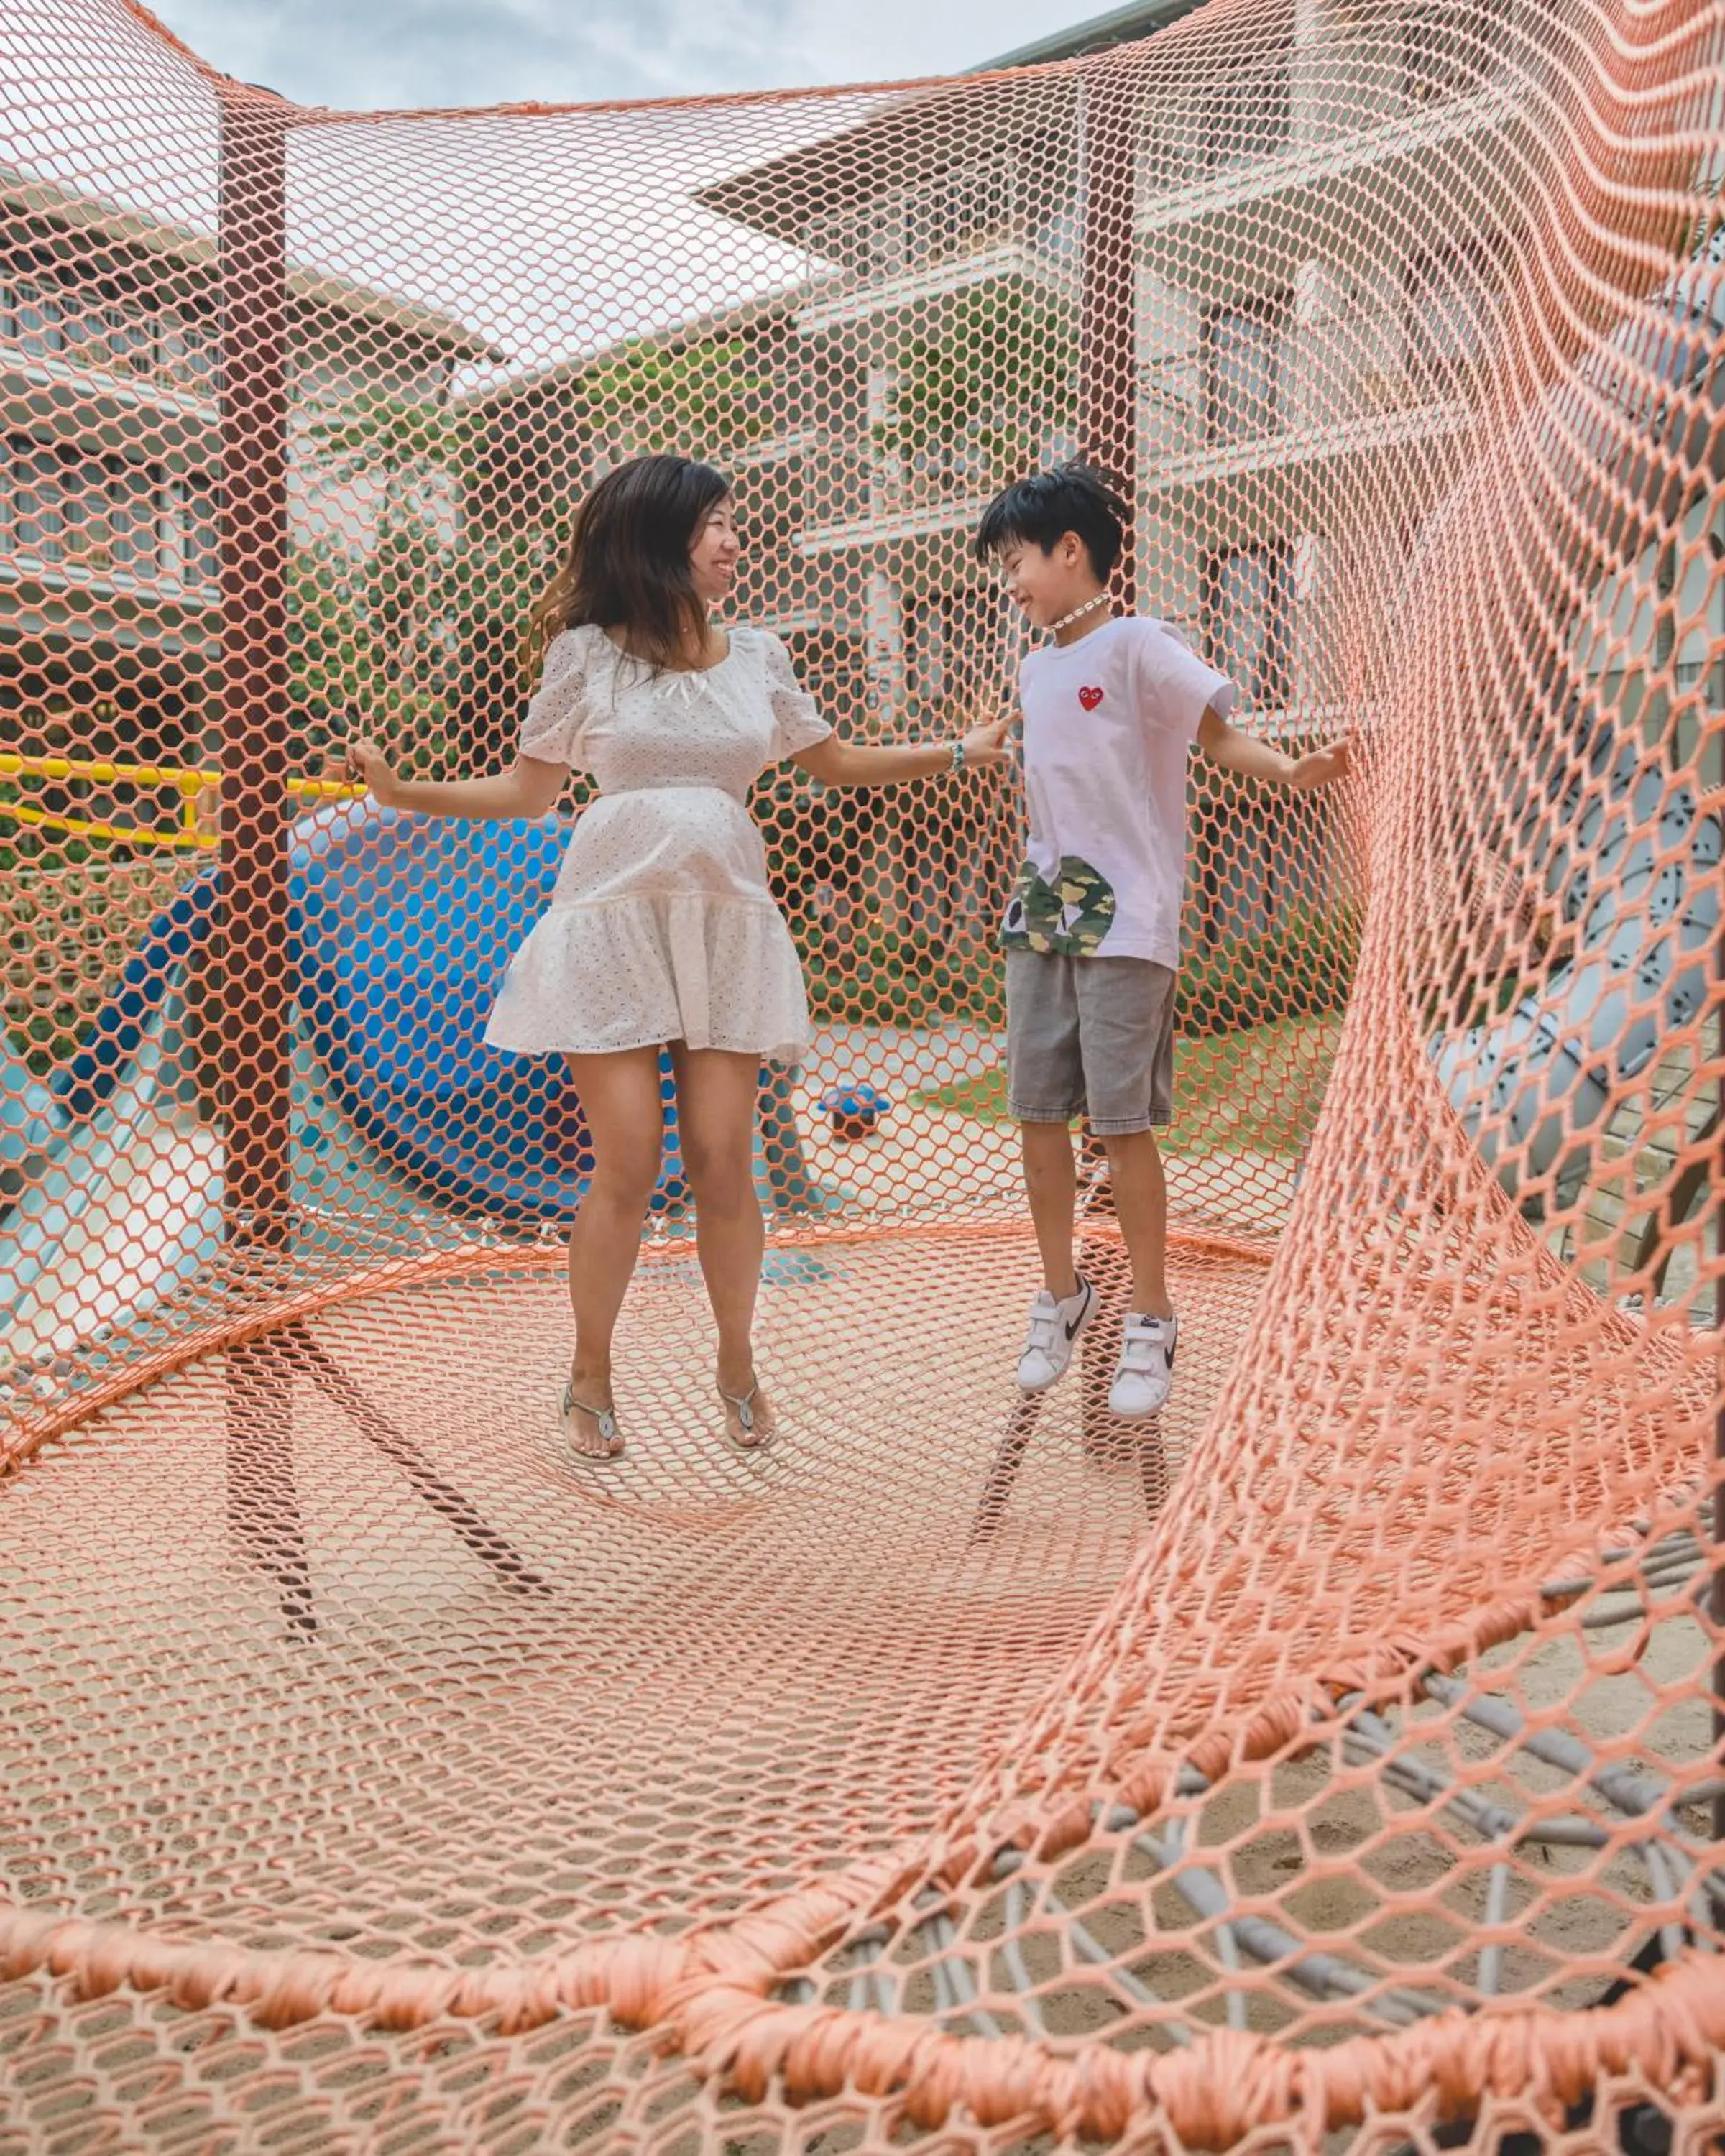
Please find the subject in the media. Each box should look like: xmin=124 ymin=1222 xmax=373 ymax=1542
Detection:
xmin=1004 ymin=949 xmax=1177 ymax=1135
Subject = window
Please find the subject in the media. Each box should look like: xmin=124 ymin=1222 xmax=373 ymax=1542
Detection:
xmin=12 ymin=443 xmax=65 ymax=557
xmin=106 ymin=459 xmax=161 ymax=571
xmin=1204 ymin=543 xmax=1294 ymax=711
xmin=50 ymin=456 xmax=114 ymax=569
xmin=916 ymin=163 xmax=1011 ymax=262
xmin=0 ymin=267 xmax=216 ymax=387
xmin=2 ymin=438 xmax=181 ymax=580
xmin=40 ymin=452 xmax=139 ymax=573
xmin=55 ymin=456 xmax=106 ymax=569
xmin=1401 ymin=5 xmax=1501 ymax=106
xmin=1202 ymin=295 xmax=1285 ymax=446
xmin=1195 ymin=42 xmax=1292 ymax=176
xmin=105 ymin=298 xmax=159 ymax=378
xmin=1405 ymin=243 xmax=1496 ymax=390
xmin=806 ymin=210 xmax=875 ymax=279
xmin=6 ymin=272 xmax=63 ymax=359
xmin=55 ymin=291 xmax=128 ymax=372
xmin=160 ymin=308 xmax=219 ymax=388
xmin=170 ymin=475 xmax=220 ymax=587
xmin=819 ymin=162 xmax=1016 ymax=282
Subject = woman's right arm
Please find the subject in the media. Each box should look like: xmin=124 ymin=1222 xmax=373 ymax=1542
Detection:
xmin=348 ymin=628 xmax=589 ymax=817
xmin=344 ymin=740 xmax=568 ymax=822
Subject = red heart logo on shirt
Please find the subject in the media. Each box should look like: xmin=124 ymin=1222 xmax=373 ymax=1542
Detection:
xmin=1078 ymin=686 xmax=1103 ymax=711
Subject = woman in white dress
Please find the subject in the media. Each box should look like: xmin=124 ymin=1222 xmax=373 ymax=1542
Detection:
xmin=348 ymin=454 xmax=1010 ymax=1460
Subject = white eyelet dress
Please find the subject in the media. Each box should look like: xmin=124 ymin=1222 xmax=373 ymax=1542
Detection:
xmin=483 ymin=622 xmax=832 ymax=1065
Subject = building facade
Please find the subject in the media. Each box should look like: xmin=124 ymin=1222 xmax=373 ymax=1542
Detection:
xmin=462 ymin=0 xmax=1721 ymax=964
xmin=0 ymin=163 xmax=497 ymax=774
xmin=685 ymin=0 xmax=1535 ymax=940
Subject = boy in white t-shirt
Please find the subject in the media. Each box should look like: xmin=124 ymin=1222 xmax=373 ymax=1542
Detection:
xmin=974 ymin=465 xmax=1351 ymax=1416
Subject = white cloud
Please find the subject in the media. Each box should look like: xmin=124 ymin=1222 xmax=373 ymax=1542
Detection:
xmin=0 ymin=0 xmax=1105 ymax=384
xmin=138 ymin=0 xmax=1080 ymax=108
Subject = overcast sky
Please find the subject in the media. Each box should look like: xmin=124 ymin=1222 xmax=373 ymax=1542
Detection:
xmin=8 ymin=0 xmax=1117 ymax=377
xmin=140 ymin=0 xmax=1089 ymax=109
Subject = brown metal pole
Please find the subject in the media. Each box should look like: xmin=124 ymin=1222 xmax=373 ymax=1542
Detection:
xmin=1078 ymin=51 xmax=1138 ymax=612
xmin=217 ymin=87 xmax=293 ymax=1255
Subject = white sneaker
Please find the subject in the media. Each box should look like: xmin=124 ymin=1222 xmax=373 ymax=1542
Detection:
xmin=1110 ymin=1312 xmax=1177 ymax=1419
xmin=1016 ymin=1275 xmax=1096 ymax=1393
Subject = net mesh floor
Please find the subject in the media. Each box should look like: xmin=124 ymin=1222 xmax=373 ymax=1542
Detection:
xmin=4 ymin=0 xmax=1725 ymax=2147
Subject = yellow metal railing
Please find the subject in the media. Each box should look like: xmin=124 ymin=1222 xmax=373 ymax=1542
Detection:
xmin=0 ymin=750 xmax=364 ymax=851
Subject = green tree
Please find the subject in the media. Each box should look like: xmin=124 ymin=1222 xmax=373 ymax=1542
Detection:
xmin=296 ymin=390 xmax=487 ymax=770
xmin=443 ymin=524 xmax=566 ymax=766
xmin=285 ymin=540 xmax=423 ymax=763
xmin=307 ymin=387 xmax=481 ymax=509
xmin=576 ymin=334 xmax=774 ymax=455
xmin=310 ymin=390 xmax=472 ymax=673
xmin=874 ymin=282 xmax=1077 ymax=485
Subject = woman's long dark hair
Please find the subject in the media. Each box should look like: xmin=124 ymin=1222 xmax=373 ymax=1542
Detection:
xmin=528 ymin=453 xmax=730 ymax=676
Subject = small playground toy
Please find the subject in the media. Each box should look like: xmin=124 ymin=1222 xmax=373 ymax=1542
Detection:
xmin=817 ymin=1079 xmax=892 ymax=1141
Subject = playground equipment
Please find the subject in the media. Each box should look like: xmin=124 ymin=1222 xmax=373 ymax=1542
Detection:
xmin=3 ymin=1 xmax=1725 ymax=2149
xmin=819 ymin=1079 xmax=893 ymax=1141
xmin=0 ymin=795 xmax=821 ymax=1387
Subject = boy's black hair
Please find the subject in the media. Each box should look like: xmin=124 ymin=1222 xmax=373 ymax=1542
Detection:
xmin=972 ymin=462 xmax=1128 ymax=581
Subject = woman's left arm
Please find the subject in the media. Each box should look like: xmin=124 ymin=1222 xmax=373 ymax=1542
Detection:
xmin=795 ymin=715 xmax=1013 ymax=788
xmin=1195 ymin=703 xmax=1352 ymax=790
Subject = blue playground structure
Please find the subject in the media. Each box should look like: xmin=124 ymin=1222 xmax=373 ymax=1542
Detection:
xmin=0 ymin=801 xmax=819 ymax=1365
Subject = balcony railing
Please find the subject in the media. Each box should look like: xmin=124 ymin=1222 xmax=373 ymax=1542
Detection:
xmin=2 ymin=274 xmax=220 ymax=397
xmin=796 ymin=235 xmax=1075 ymax=337
xmin=1141 ymin=42 xmax=1294 ymax=198
xmin=0 ymin=444 xmax=218 ymax=594
xmin=1144 ymin=303 xmax=1494 ymax=466
xmin=796 ymin=428 xmax=1076 ymax=551
xmin=799 ymin=460 xmax=990 ymax=553
xmin=1140 ymin=1 xmax=1539 ymax=205
xmin=806 ymin=156 xmax=1027 ymax=284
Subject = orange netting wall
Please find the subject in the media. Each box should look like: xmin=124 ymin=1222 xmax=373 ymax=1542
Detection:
xmin=2 ymin=0 xmax=1724 ymax=2147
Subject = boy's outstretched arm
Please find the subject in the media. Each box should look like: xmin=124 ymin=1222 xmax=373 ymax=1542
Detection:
xmin=1195 ymin=702 xmax=1351 ymax=791
xmin=795 ymin=713 xmax=1012 ymax=786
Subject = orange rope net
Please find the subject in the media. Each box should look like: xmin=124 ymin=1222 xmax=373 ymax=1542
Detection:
xmin=2 ymin=0 xmax=1724 ymax=2147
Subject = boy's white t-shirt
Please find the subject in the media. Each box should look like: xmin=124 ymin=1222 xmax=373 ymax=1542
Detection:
xmin=1001 ymin=616 xmax=1235 ymax=969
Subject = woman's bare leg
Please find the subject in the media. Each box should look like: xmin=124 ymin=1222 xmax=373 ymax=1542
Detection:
xmin=670 ymin=1044 xmax=773 ymax=1444
xmin=563 ymin=1048 xmax=665 ymax=1453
